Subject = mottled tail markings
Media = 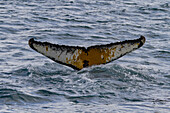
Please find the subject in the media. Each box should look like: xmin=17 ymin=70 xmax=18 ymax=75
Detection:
xmin=29 ymin=36 xmax=145 ymax=70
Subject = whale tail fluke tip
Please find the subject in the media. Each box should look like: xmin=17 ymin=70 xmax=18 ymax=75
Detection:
xmin=137 ymin=35 xmax=146 ymax=48
xmin=140 ymin=35 xmax=146 ymax=43
xmin=28 ymin=38 xmax=35 ymax=48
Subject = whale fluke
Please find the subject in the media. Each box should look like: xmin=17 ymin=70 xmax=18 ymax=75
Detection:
xmin=28 ymin=36 xmax=145 ymax=70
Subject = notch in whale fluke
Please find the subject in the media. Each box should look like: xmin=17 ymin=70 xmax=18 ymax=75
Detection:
xmin=28 ymin=36 xmax=145 ymax=70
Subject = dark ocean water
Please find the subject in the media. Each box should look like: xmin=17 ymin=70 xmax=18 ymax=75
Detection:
xmin=0 ymin=0 xmax=170 ymax=112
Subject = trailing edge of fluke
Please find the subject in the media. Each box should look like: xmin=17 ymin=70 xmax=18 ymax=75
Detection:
xmin=28 ymin=36 xmax=145 ymax=70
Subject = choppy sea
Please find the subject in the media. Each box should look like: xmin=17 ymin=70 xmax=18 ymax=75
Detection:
xmin=0 ymin=0 xmax=170 ymax=112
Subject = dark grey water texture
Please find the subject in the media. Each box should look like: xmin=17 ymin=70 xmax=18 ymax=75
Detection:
xmin=0 ymin=0 xmax=170 ymax=112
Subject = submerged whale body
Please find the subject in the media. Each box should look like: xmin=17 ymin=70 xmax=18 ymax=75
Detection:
xmin=29 ymin=36 xmax=145 ymax=70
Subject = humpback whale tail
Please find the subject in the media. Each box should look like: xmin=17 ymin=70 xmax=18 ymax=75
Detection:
xmin=29 ymin=36 xmax=145 ymax=70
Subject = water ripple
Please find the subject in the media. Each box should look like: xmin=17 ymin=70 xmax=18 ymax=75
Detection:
xmin=0 ymin=88 xmax=50 ymax=105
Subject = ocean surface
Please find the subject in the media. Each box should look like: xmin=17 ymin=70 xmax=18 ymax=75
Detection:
xmin=0 ymin=0 xmax=170 ymax=112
